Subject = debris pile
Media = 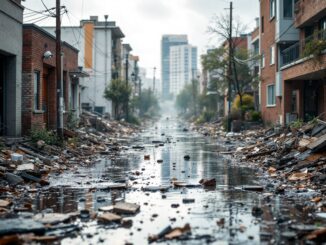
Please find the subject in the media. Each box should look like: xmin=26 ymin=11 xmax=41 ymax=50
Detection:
xmin=0 ymin=112 xmax=140 ymax=242
xmin=231 ymin=120 xmax=326 ymax=242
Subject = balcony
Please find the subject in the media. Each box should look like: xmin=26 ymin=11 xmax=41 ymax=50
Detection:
xmin=280 ymin=29 xmax=326 ymax=67
xmin=294 ymin=0 xmax=326 ymax=28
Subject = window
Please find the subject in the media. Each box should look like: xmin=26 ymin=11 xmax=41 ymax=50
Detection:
xmin=261 ymin=52 xmax=265 ymax=68
xmin=270 ymin=0 xmax=276 ymax=19
xmin=284 ymin=0 xmax=293 ymax=18
xmin=261 ymin=16 xmax=264 ymax=33
xmin=267 ymin=84 xmax=276 ymax=106
xmin=270 ymin=45 xmax=275 ymax=65
xmin=33 ymin=71 xmax=40 ymax=111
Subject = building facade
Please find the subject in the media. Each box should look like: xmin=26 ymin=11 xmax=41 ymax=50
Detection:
xmin=260 ymin=0 xmax=326 ymax=125
xmin=169 ymin=45 xmax=198 ymax=96
xmin=42 ymin=16 xmax=125 ymax=117
xmin=22 ymin=24 xmax=79 ymax=135
xmin=0 ymin=0 xmax=23 ymax=136
xmin=161 ymin=35 xmax=188 ymax=99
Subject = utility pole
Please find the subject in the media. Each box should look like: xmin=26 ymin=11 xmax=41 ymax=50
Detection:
xmin=56 ymin=0 xmax=63 ymax=139
xmin=227 ymin=1 xmax=233 ymax=132
xmin=125 ymin=54 xmax=129 ymax=121
xmin=153 ymin=67 xmax=156 ymax=95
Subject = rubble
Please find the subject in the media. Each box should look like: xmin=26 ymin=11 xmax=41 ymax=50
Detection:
xmin=97 ymin=213 xmax=122 ymax=223
xmin=112 ymin=202 xmax=140 ymax=214
xmin=0 ymin=111 xmax=141 ymax=242
xmin=148 ymin=224 xmax=191 ymax=243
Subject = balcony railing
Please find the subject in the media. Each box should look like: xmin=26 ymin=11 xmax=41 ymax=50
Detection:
xmin=280 ymin=29 xmax=326 ymax=67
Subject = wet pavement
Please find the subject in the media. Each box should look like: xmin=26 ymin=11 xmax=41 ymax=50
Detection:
xmin=30 ymin=113 xmax=324 ymax=244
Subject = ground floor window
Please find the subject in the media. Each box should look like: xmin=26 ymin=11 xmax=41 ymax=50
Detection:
xmin=34 ymin=71 xmax=40 ymax=110
xmin=267 ymin=84 xmax=275 ymax=106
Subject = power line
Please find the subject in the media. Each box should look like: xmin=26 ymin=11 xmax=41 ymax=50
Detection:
xmin=40 ymin=0 xmax=56 ymax=16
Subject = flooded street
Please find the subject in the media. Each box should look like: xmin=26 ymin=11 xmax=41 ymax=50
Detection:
xmin=29 ymin=109 xmax=313 ymax=245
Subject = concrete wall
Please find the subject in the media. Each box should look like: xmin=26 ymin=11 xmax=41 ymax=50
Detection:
xmin=275 ymin=0 xmax=299 ymax=42
xmin=0 ymin=0 xmax=23 ymax=136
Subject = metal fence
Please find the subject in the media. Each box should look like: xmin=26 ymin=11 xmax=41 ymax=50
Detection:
xmin=281 ymin=29 xmax=326 ymax=67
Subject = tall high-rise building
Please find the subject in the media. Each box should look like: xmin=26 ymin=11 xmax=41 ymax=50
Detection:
xmin=169 ymin=45 xmax=198 ymax=96
xmin=161 ymin=35 xmax=188 ymax=99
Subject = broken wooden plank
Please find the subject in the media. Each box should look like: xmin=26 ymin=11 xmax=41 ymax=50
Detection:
xmin=307 ymin=134 xmax=326 ymax=152
xmin=113 ymin=202 xmax=140 ymax=214
xmin=97 ymin=212 xmax=122 ymax=223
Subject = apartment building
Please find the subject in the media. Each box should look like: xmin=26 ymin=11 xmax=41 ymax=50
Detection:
xmin=161 ymin=35 xmax=188 ymax=99
xmin=260 ymin=0 xmax=326 ymax=125
xmin=169 ymin=44 xmax=198 ymax=96
xmin=281 ymin=0 xmax=326 ymax=123
xmin=0 ymin=0 xmax=23 ymax=136
xmin=42 ymin=16 xmax=125 ymax=117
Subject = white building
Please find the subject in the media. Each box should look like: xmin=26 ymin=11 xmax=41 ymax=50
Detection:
xmin=42 ymin=16 xmax=125 ymax=117
xmin=169 ymin=45 xmax=197 ymax=96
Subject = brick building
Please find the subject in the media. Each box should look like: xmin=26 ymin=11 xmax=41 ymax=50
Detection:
xmin=22 ymin=24 xmax=79 ymax=135
xmin=259 ymin=0 xmax=326 ymax=125
xmin=0 ymin=0 xmax=23 ymax=136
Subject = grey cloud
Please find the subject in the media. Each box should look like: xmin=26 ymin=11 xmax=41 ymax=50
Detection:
xmin=136 ymin=0 xmax=172 ymax=19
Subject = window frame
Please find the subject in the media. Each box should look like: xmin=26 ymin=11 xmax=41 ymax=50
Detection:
xmin=267 ymin=84 xmax=276 ymax=107
xmin=270 ymin=45 xmax=275 ymax=65
xmin=261 ymin=52 xmax=265 ymax=68
xmin=270 ymin=0 xmax=276 ymax=20
xmin=33 ymin=70 xmax=41 ymax=111
xmin=283 ymin=0 xmax=293 ymax=19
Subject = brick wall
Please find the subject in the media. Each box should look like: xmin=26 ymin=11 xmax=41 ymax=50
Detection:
xmin=22 ymin=25 xmax=78 ymax=135
xmin=260 ymin=0 xmax=281 ymax=125
xmin=295 ymin=0 xmax=326 ymax=27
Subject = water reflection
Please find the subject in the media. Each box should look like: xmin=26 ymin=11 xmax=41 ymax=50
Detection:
xmin=32 ymin=114 xmax=316 ymax=244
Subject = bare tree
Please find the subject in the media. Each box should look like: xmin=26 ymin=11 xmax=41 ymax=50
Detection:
xmin=207 ymin=13 xmax=258 ymax=109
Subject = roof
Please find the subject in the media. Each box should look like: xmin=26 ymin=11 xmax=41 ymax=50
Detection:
xmin=23 ymin=24 xmax=79 ymax=53
xmin=123 ymin=44 xmax=132 ymax=52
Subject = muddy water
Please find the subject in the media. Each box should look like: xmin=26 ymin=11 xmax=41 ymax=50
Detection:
xmin=33 ymin=115 xmax=304 ymax=245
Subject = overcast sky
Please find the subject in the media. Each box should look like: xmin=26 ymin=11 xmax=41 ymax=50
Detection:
xmin=23 ymin=0 xmax=259 ymax=79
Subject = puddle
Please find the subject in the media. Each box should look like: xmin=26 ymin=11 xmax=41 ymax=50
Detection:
xmin=30 ymin=115 xmax=323 ymax=244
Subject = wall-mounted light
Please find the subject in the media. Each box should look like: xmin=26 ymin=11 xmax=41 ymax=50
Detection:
xmin=43 ymin=50 xmax=53 ymax=60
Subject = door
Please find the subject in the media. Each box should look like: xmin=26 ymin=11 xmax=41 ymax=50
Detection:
xmin=304 ymin=81 xmax=318 ymax=121
xmin=0 ymin=55 xmax=5 ymax=135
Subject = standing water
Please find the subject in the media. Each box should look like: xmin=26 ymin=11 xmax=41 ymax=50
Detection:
xmin=34 ymin=109 xmax=294 ymax=245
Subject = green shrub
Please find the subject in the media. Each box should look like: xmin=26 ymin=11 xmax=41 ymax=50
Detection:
xmin=127 ymin=115 xmax=140 ymax=125
xmin=251 ymin=111 xmax=261 ymax=122
xmin=30 ymin=128 xmax=59 ymax=145
xmin=66 ymin=111 xmax=79 ymax=130
xmin=245 ymin=110 xmax=261 ymax=122
xmin=232 ymin=94 xmax=254 ymax=112
xmin=302 ymin=39 xmax=326 ymax=60
xmin=196 ymin=111 xmax=216 ymax=124
xmin=289 ymin=119 xmax=303 ymax=129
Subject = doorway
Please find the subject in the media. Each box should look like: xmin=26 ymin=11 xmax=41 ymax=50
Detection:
xmin=304 ymin=80 xmax=318 ymax=121
xmin=0 ymin=55 xmax=5 ymax=135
